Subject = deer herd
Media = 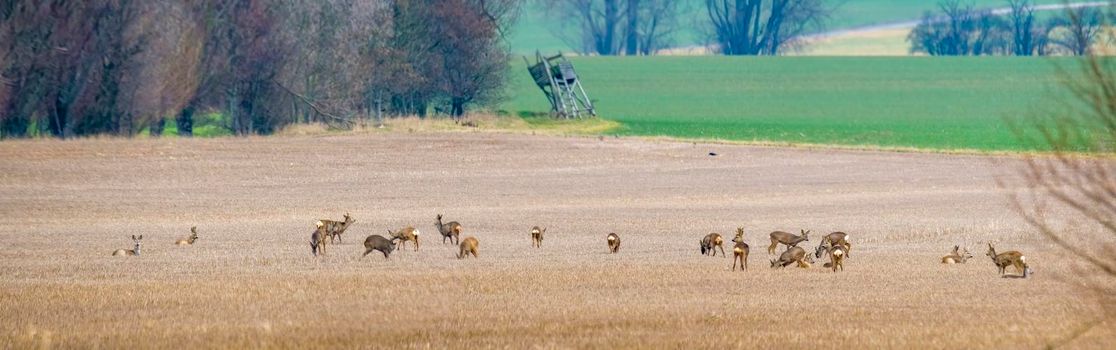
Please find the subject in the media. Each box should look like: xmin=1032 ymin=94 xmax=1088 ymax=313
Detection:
xmin=110 ymin=214 xmax=1035 ymax=278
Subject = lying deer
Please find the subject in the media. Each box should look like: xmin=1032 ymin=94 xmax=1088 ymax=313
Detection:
xmin=732 ymin=227 xmax=749 ymax=271
xmin=389 ymin=226 xmax=420 ymax=251
xmin=436 ymin=214 xmax=463 ymax=245
xmin=607 ymin=233 xmax=621 ymax=253
xmin=814 ymin=232 xmax=851 ymax=259
xmin=770 ymin=246 xmax=810 ymax=269
xmin=700 ymin=233 xmax=726 ymax=257
xmin=363 ymin=235 xmax=396 ymax=259
xmin=176 ymin=227 xmax=199 ymax=246
xmin=987 ymin=243 xmax=1031 ymax=278
xmin=941 ymin=245 xmax=973 ymax=264
xmin=112 ymin=235 xmax=143 ymax=256
xmin=458 ymin=236 xmax=479 ymax=259
xmin=768 ymin=229 xmax=809 ymax=254
xmin=530 ymin=226 xmax=546 ymax=248
xmin=318 ymin=213 xmax=355 ymax=244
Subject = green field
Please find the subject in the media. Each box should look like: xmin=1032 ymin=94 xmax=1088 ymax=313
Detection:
xmin=509 ymin=0 xmax=1067 ymax=54
xmin=503 ymin=56 xmax=1078 ymax=151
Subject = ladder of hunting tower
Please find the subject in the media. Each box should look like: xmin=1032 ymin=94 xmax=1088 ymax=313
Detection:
xmin=525 ymin=52 xmax=596 ymax=119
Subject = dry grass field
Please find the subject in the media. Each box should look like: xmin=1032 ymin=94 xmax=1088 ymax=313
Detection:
xmin=1 ymin=132 xmax=1114 ymax=349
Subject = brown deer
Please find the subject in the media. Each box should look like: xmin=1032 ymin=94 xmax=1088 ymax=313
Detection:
xmin=530 ymin=226 xmax=546 ymax=248
xmin=318 ymin=213 xmax=355 ymax=244
xmin=112 ymin=235 xmax=143 ymax=256
xmin=176 ymin=227 xmax=199 ymax=246
xmin=986 ymin=243 xmax=1031 ymax=277
xmin=827 ymin=243 xmax=847 ymax=272
xmin=389 ymin=226 xmax=420 ymax=251
xmin=700 ymin=233 xmax=726 ymax=257
xmin=607 ymin=233 xmax=621 ymax=253
xmin=310 ymin=227 xmax=325 ymax=256
xmin=436 ymin=214 xmax=463 ymax=245
xmin=768 ymin=229 xmax=810 ymax=254
xmin=941 ymin=245 xmax=973 ymax=264
xmin=814 ymin=232 xmax=851 ymax=259
xmin=770 ymin=246 xmax=810 ymax=269
xmin=731 ymin=227 xmax=749 ymax=271
xmin=458 ymin=236 xmax=479 ymax=259
xmin=362 ymin=235 xmax=396 ymax=259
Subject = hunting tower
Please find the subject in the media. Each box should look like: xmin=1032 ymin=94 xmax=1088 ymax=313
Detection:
xmin=525 ymin=52 xmax=596 ymax=119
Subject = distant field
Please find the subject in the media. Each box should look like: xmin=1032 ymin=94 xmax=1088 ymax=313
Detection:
xmin=509 ymin=0 xmax=1066 ymax=54
xmin=503 ymin=56 xmax=1074 ymax=151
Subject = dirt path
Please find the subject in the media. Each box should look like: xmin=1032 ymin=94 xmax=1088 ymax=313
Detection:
xmin=0 ymin=133 xmax=1111 ymax=348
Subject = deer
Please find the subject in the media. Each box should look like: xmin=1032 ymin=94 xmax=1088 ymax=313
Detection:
xmin=310 ymin=227 xmax=325 ymax=256
xmin=362 ymin=235 xmax=396 ymax=259
xmin=732 ymin=227 xmax=750 ymax=271
xmin=700 ymin=233 xmax=726 ymax=257
xmin=941 ymin=245 xmax=974 ymax=264
xmin=436 ymin=214 xmax=463 ymax=245
xmin=607 ymin=233 xmax=621 ymax=253
xmin=175 ymin=226 xmax=199 ymax=246
xmin=112 ymin=235 xmax=143 ymax=256
xmin=768 ymin=229 xmax=810 ymax=255
xmin=827 ymin=243 xmax=847 ymax=272
xmin=986 ymin=242 xmax=1031 ymax=278
xmin=814 ymin=241 xmax=850 ymax=268
xmin=770 ymin=246 xmax=810 ymax=269
xmin=530 ymin=226 xmax=546 ymax=248
xmin=458 ymin=236 xmax=479 ymax=259
xmin=318 ymin=213 xmax=355 ymax=244
xmin=814 ymin=232 xmax=851 ymax=259
xmin=389 ymin=226 xmax=420 ymax=251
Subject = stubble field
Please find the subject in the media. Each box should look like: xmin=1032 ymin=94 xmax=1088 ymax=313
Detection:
xmin=0 ymin=132 xmax=1112 ymax=348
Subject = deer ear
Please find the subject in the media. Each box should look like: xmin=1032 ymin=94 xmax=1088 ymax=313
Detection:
xmin=138 ymin=235 xmax=142 ymax=240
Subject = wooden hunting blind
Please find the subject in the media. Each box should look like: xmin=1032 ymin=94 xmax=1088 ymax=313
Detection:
xmin=525 ymin=52 xmax=596 ymax=119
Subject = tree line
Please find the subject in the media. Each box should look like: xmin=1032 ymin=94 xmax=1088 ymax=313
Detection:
xmin=0 ymin=0 xmax=519 ymax=138
xmin=547 ymin=0 xmax=829 ymax=56
xmin=910 ymin=0 xmax=1109 ymax=56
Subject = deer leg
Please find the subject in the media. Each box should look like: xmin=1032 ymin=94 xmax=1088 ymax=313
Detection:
xmin=768 ymin=241 xmax=777 ymax=255
xmin=719 ymin=246 xmax=726 ymax=257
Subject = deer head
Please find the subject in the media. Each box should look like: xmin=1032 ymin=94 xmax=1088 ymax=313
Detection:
xmin=131 ymin=235 xmax=143 ymax=255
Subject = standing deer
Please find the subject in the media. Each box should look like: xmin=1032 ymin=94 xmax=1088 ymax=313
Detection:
xmin=362 ymin=235 xmax=396 ymax=259
xmin=986 ymin=243 xmax=1031 ymax=277
xmin=941 ymin=245 xmax=973 ymax=264
xmin=318 ymin=213 xmax=355 ymax=244
xmin=112 ymin=235 xmax=143 ymax=256
xmin=310 ymin=227 xmax=325 ymax=256
xmin=389 ymin=226 xmax=420 ymax=251
xmin=770 ymin=246 xmax=810 ymax=269
xmin=814 ymin=232 xmax=851 ymax=259
xmin=700 ymin=233 xmax=726 ymax=257
xmin=458 ymin=236 xmax=479 ymax=259
xmin=732 ymin=227 xmax=750 ymax=271
xmin=176 ymin=227 xmax=199 ymax=246
xmin=768 ymin=230 xmax=810 ymax=254
xmin=827 ymin=244 xmax=847 ymax=272
xmin=436 ymin=214 xmax=463 ymax=245
xmin=530 ymin=226 xmax=546 ymax=248
xmin=607 ymin=233 xmax=621 ymax=253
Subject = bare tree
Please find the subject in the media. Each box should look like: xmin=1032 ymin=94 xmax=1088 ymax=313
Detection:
xmin=704 ymin=0 xmax=829 ymax=56
xmin=1005 ymin=26 xmax=1116 ymax=344
xmin=1048 ymin=6 xmax=1104 ymax=56
xmin=547 ymin=0 xmax=678 ymax=55
xmin=909 ymin=1 xmax=1012 ymax=56
xmin=1007 ymin=0 xmax=1048 ymax=56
